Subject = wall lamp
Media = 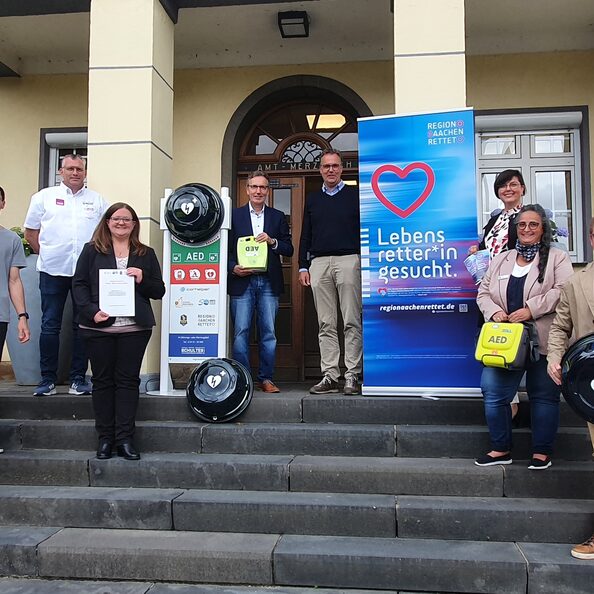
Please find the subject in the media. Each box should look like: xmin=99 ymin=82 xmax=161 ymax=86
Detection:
xmin=277 ymin=11 xmax=310 ymax=39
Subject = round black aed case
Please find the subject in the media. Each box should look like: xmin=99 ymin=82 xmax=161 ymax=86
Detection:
xmin=164 ymin=183 xmax=224 ymax=244
xmin=561 ymin=332 xmax=594 ymax=423
xmin=186 ymin=358 xmax=253 ymax=423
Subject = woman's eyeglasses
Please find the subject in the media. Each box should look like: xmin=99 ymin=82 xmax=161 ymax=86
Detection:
xmin=500 ymin=182 xmax=522 ymax=190
xmin=109 ymin=217 xmax=134 ymax=224
xmin=516 ymin=221 xmax=541 ymax=230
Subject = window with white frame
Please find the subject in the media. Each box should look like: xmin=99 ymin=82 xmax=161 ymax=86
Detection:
xmin=475 ymin=111 xmax=587 ymax=262
xmin=39 ymin=130 xmax=88 ymax=191
xmin=45 ymin=132 xmax=88 ymax=187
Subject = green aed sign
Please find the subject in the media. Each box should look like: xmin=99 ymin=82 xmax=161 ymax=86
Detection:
xmin=171 ymin=238 xmax=220 ymax=264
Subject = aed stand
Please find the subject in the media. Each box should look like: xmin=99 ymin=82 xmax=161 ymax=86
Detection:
xmin=151 ymin=183 xmax=231 ymax=395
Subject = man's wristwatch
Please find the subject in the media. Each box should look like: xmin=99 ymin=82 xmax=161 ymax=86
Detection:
xmin=17 ymin=312 xmax=29 ymax=320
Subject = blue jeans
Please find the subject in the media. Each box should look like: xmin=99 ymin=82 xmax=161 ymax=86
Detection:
xmin=480 ymin=357 xmax=561 ymax=455
xmin=230 ymin=275 xmax=279 ymax=382
xmin=39 ymin=272 xmax=87 ymax=383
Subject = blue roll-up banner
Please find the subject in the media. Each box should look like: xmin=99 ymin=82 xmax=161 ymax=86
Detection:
xmin=358 ymin=108 xmax=482 ymax=396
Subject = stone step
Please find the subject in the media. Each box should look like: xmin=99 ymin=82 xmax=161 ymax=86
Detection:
xmin=0 ymin=450 xmax=90 ymax=486
xmin=302 ymin=396 xmax=585 ymax=426
xmin=1 ymin=485 xmax=591 ymax=544
xmin=0 ymin=578 xmax=152 ymax=594
xmin=289 ymin=455 xmax=594 ymax=499
xmin=274 ymin=535 xmax=593 ymax=594
xmin=174 ymin=489 xmax=396 ymax=537
xmin=5 ymin=419 xmax=592 ymax=460
xmin=0 ymin=485 xmax=395 ymax=537
xmin=0 ymin=486 xmax=182 ymax=531
xmin=1 ymin=418 xmax=590 ymax=460
xmin=0 ymin=393 xmax=301 ymax=424
xmin=2 ymin=526 xmax=592 ymax=593
xmin=0 ymin=419 xmax=396 ymax=457
xmin=0 ymin=391 xmax=586 ymax=426
xmin=0 ymin=450 xmax=592 ymax=499
xmin=0 ymin=450 xmax=291 ymax=491
xmin=1 ymin=418 xmax=591 ymax=463
xmin=0 ymin=579 xmax=401 ymax=594
xmin=177 ymin=491 xmax=594 ymax=543
xmin=397 ymin=495 xmax=594 ymax=543
xmin=397 ymin=425 xmax=594 ymax=461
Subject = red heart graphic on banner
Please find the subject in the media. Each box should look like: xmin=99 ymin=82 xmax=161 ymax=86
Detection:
xmin=371 ymin=162 xmax=436 ymax=218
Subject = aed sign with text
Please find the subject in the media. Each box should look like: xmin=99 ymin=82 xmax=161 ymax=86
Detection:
xmin=168 ymin=235 xmax=221 ymax=361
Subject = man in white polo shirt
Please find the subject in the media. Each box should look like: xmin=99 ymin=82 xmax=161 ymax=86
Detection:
xmin=24 ymin=154 xmax=108 ymax=397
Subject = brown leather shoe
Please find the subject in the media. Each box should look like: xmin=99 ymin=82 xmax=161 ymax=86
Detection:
xmin=259 ymin=380 xmax=280 ymax=393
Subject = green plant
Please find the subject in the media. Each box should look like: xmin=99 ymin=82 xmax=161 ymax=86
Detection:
xmin=10 ymin=226 xmax=33 ymax=257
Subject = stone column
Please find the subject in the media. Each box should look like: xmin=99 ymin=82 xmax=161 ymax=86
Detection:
xmin=393 ymin=0 xmax=466 ymax=112
xmin=86 ymin=0 xmax=174 ymax=375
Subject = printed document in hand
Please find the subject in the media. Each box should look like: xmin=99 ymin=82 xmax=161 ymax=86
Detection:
xmin=99 ymin=269 xmax=135 ymax=317
xmin=464 ymin=249 xmax=490 ymax=285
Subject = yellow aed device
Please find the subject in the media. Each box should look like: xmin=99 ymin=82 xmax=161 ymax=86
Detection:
xmin=475 ymin=322 xmax=530 ymax=370
xmin=237 ymin=236 xmax=268 ymax=271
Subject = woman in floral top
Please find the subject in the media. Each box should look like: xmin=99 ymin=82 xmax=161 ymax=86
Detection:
xmin=479 ymin=169 xmax=526 ymax=256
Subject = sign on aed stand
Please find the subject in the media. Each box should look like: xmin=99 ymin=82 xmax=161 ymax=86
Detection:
xmin=157 ymin=183 xmax=232 ymax=394
xmin=169 ymin=236 xmax=221 ymax=359
xmin=358 ymin=108 xmax=482 ymax=397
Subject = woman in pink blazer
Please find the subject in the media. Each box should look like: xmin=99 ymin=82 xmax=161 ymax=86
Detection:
xmin=476 ymin=204 xmax=573 ymax=469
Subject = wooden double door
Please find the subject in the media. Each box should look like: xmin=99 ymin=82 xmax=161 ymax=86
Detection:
xmin=235 ymin=175 xmax=322 ymax=380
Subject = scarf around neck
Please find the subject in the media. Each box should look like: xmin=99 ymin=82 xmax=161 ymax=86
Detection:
xmin=515 ymin=240 xmax=541 ymax=261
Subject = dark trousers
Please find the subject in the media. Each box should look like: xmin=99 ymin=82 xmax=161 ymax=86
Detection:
xmin=39 ymin=272 xmax=87 ymax=383
xmin=82 ymin=329 xmax=151 ymax=445
xmin=0 ymin=322 xmax=6 ymax=355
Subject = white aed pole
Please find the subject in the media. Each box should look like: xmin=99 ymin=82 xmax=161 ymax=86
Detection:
xmin=151 ymin=185 xmax=231 ymax=396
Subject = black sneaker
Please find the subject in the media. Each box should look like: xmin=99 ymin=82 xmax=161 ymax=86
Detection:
xmin=475 ymin=453 xmax=512 ymax=466
xmin=309 ymin=375 xmax=339 ymax=394
xmin=528 ymin=456 xmax=551 ymax=470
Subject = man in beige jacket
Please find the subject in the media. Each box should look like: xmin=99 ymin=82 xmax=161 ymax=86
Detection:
xmin=547 ymin=217 xmax=594 ymax=560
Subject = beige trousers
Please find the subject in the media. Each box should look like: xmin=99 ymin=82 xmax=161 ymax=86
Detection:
xmin=309 ymin=254 xmax=363 ymax=381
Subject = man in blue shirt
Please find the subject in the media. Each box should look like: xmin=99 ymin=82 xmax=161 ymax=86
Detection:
xmin=228 ymin=170 xmax=293 ymax=393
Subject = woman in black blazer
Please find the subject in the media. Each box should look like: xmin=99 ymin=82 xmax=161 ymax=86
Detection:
xmin=73 ymin=202 xmax=165 ymax=460
xmin=477 ymin=169 xmax=525 ymax=257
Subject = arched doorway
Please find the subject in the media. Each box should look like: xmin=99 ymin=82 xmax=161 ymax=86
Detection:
xmin=226 ymin=79 xmax=371 ymax=380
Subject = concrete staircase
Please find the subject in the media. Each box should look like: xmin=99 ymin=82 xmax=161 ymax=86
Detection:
xmin=0 ymin=384 xmax=593 ymax=594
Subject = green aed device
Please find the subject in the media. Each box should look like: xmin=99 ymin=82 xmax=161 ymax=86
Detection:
xmin=475 ymin=322 xmax=530 ymax=371
xmin=237 ymin=236 xmax=268 ymax=271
